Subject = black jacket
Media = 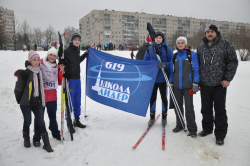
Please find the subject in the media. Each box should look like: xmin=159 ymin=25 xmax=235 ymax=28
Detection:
xmin=14 ymin=62 xmax=42 ymax=106
xmin=197 ymin=35 xmax=238 ymax=86
xmin=64 ymin=43 xmax=87 ymax=79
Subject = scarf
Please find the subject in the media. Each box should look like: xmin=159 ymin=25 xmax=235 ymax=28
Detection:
xmin=43 ymin=59 xmax=57 ymax=68
xmin=27 ymin=65 xmax=45 ymax=107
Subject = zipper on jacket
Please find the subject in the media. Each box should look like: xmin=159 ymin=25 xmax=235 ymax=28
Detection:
xmin=203 ymin=53 xmax=205 ymax=64
xmin=210 ymin=53 xmax=215 ymax=64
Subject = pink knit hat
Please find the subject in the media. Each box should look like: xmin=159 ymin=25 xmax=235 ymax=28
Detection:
xmin=28 ymin=51 xmax=40 ymax=62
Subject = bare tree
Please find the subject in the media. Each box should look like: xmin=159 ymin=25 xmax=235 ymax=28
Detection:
xmin=20 ymin=20 xmax=31 ymax=45
xmin=188 ymin=29 xmax=204 ymax=49
xmin=33 ymin=27 xmax=43 ymax=47
xmin=64 ymin=26 xmax=79 ymax=47
xmin=44 ymin=24 xmax=56 ymax=45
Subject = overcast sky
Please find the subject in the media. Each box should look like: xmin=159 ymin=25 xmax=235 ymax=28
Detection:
xmin=1 ymin=0 xmax=250 ymax=32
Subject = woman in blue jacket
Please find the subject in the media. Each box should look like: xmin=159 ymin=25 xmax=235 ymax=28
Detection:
xmin=143 ymin=32 xmax=173 ymax=126
xmin=169 ymin=37 xmax=200 ymax=138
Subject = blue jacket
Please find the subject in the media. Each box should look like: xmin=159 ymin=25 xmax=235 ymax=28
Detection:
xmin=169 ymin=48 xmax=200 ymax=89
xmin=143 ymin=39 xmax=173 ymax=83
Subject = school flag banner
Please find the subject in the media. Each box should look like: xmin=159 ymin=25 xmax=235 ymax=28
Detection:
xmin=86 ymin=48 xmax=159 ymax=117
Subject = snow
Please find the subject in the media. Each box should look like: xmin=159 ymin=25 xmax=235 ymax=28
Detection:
xmin=0 ymin=50 xmax=249 ymax=166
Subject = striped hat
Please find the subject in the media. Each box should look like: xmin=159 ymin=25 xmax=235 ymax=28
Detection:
xmin=28 ymin=51 xmax=40 ymax=62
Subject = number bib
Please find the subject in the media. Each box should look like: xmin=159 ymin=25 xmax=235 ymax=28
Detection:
xmin=40 ymin=64 xmax=58 ymax=90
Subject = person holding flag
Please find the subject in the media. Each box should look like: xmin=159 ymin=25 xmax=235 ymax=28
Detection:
xmin=143 ymin=32 xmax=173 ymax=126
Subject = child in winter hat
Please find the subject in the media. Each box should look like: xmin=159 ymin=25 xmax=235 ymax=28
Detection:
xmin=28 ymin=51 xmax=40 ymax=62
xmin=176 ymin=37 xmax=187 ymax=46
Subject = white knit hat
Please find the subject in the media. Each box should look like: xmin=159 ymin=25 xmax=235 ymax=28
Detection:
xmin=176 ymin=36 xmax=187 ymax=46
xmin=46 ymin=47 xmax=58 ymax=58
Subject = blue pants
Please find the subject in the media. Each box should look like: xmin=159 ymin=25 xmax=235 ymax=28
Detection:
xmin=20 ymin=104 xmax=46 ymax=134
xmin=68 ymin=78 xmax=81 ymax=119
xmin=33 ymin=101 xmax=60 ymax=141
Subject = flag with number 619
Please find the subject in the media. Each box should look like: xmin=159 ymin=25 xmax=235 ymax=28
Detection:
xmin=85 ymin=48 xmax=159 ymax=117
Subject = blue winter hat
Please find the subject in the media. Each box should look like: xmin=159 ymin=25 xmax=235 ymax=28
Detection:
xmin=71 ymin=33 xmax=81 ymax=42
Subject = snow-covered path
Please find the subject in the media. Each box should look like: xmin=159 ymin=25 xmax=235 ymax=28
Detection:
xmin=0 ymin=50 xmax=249 ymax=166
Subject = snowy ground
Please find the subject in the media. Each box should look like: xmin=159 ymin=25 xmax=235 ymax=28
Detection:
xmin=0 ymin=50 xmax=249 ymax=166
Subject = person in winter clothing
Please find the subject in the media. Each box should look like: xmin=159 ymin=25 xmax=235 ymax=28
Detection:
xmin=130 ymin=50 xmax=135 ymax=59
xmin=169 ymin=37 xmax=200 ymax=138
xmin=33 ymin=47 xmax=62 ymax=147
xmin=14 ymin=51 xmax=53 ymax=152
xmin=197 ymin=24 xmax=238 ymax=145
xmin=91 ymin=44 xmax=95 ymax=49
xmin=34 ymin=43 xmax=37 ymax=51
xmin=22 ymin=44 xmax=26 ymax=51
xmin=143 ymin=32 xmax=173 ymax=126
xmin=59 ymin=33 xmax=87 ymax=133
xmin=136 ymin=37 xmax=152 ymax=60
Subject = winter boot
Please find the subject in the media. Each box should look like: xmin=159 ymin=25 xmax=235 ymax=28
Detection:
xmin=33 ymin=138 xmax=41 ymax=147
xmin=41 ymin=132 xmax=54 ymax=153
xmin=23 ymin=131 xmax=31 ymax=148
xmin=67 ymin=122 xmax=76 ymax=133
xmin=161 ymin=113 xmax=167 ymax=126
xmin=172 ymin=126 xmax=183 ymax=133
xmin=148 ymin=113 xmax=155 ymax=127
xmin=198 ymin=131 xmax=212 ymax=137
xmin=187 ymin=132 xmax=197 ymax=138
xmin=74 ymin=118 xmax=86 ymax=128
xmin=216 ymin=139 xmax=224 ymax=146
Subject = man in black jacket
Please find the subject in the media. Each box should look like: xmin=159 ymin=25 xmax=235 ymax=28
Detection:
xmin=197 ymin=24 xmax=238 ymax=146
xmin=60 ymin=33 xmax=88 ymax=132
xmin=135 ymin=37 xmax=152 ymax=60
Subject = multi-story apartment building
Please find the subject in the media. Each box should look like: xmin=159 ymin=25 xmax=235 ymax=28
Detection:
xmin=79 ymin=9 xmax=250 ymax=48
xmin=0 ymin=6 xmax=15 ymax=50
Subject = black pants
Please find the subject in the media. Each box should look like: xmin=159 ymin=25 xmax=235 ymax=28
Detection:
xmin=150 ymin=82 xmax=168 ymax=114
xmin=200 ymin=85 xmax=228 ymax=139
xmin=174 ymin=88 xmax=197 ymax=132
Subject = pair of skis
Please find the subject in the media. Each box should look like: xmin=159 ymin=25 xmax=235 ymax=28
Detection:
xmin=59 ymin=32 xmax=74 ymax=142
xmin=132 ymin=114 xmax=166 ymax=149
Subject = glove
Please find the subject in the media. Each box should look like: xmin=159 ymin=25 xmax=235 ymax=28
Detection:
xmin=192 ymin=85 xmax=199 ymax=93
xmin=158 ymin=62 xmax=166 ymax=69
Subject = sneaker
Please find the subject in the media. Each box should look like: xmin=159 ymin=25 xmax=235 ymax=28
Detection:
xmin=187 ymin=132 xmax=197 ymax=138
xmin=172 ymin=126 xmax=183 ymax=133
xmin=198 ymin=131 xmax=212 ymax=137
xmin=33 ymin=139 xmax=41 ymax=147
xmin=216 ymin=139 xmax=224 ymax=146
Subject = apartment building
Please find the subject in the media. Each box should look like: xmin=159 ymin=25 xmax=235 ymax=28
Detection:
xmin=79 ymin=9 xmax=250 ymax=48
xmin=0 ymin=6 xmax=15 ymax=50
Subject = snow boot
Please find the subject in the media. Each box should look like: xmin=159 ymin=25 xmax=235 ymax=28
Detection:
xmin=148 ymin=113 xmax=155 ymax=127
xmin=172 ymin=126 xmax=183 ymax=133
xmin=74 ymin=118 xmax=86 ymax=128
xmin=33 ymin=138 xmax=41 ymax=147
xmin=41 ymin=132 xmax=54 ymax=153
xmin=23 ymin=131 xmax=31 ymax=148
xmin=53 ymin=135 xmax=61 ymax=141
xmin=198 ymin=131 xmax=212 ymax=137
xmin=216 ymin=139 xmax=224 ymax=146
xmin=161 ymin=113 xmax=167 ymax=126
xmin=187 ymin=132 xmax=197 ymax=138
xmin=67 ymin=122 xmax=75 ymax=133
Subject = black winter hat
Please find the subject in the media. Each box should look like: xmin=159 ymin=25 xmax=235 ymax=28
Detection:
xmin=205 ymin=24 xmax=218 ymax=34
xmin=155 ymin=31 xmax=164 ymax=39
xmin=71 ymin=33 xmax=81 ymax=42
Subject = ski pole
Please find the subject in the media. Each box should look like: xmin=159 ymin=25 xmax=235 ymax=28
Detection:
xmin=156 ymin=54 xmax=187 ymax=132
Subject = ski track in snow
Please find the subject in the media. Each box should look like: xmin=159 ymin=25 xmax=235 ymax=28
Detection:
xmin=0 ymin=50 xmax=249 ymax=166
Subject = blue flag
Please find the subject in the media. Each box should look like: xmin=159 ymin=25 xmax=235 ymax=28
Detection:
xmin=86 ymin=48 xmax=159 ymax=117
